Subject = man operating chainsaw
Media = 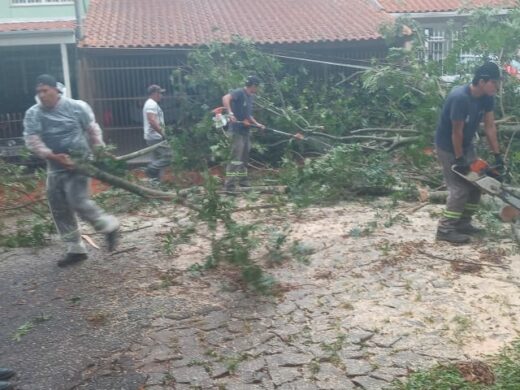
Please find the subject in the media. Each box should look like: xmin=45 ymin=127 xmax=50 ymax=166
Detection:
xmin=435 ymin=62 xmax=504 ymax=244
xmin=222 ymin=75 xmax=265 ymax=191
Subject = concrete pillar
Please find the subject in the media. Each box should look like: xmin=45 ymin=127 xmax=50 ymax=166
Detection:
xmin=60 ymin=43 xmax=72 ymax=97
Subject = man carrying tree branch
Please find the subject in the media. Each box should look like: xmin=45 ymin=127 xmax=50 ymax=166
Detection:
xmin=222 ymin=75 xmax=265 ymax=191
xmin=23 ymin=74 xmax=119 ymax=267
xmin=435 ymin=62 xmax=504 ymax=244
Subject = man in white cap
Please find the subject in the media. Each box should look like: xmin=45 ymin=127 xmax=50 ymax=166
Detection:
xmin=143 ymin=84 xmax=172 ymax=184
xmin=23 ymin=74 xmax=119 ymax=267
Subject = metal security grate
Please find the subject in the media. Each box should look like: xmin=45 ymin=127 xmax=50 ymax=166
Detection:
xmin=0 ymin=112 xmax=23 ymax=140
xmin=81 ymin=53 xmax=187 ymax=155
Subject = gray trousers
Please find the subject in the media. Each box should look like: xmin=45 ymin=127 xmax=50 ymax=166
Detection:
xmin=437 ymin=147 xmax=481 ymax=232
xmin=146 ymin=139 xmax=173 ymax=179
xmin=47 ymin=171 xmax=119 ymax=254
xmin=225 ymin=131 xmax=251 ymax=189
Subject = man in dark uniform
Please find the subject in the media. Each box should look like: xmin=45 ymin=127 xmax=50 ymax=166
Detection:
xmin=222 ymin=76 xmax=265 ymax=191
xmin=435 ymin=62 xmax=504 ymax=243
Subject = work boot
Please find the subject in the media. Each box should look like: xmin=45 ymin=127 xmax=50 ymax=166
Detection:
xmin=105 ymin=228 xmax=119 ymax=252
xmin=456 ymin=223 xmax=484 ymax=235
xmin=223 ymin=181 xmax=236 ymax=193
xmin=0 ymin=369 xmax=15 ymax=380
xmin=57 ymin=253 xmax=88 ymax=267
xmin=145 ymin=166 xmax=159 ymax=179
xmin=436 ymin=229 xmax=471 ymax=244
xmin=0 ymin=382 xmax=13 ymax=390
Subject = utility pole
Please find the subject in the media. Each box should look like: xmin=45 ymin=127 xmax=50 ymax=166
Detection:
xmin=74 ymin=0 xmax=85 ymax=100
xmin=74 ymin=0 xmax=83 ymax=41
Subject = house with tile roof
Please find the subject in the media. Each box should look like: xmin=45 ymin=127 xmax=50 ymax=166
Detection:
xmin=2 ymin=0 xmax=511 ymax=156
xmin=0 ymin=0 xmax=90 ymax=156
xmin=76 ymin=0 xmax=396 ymax=153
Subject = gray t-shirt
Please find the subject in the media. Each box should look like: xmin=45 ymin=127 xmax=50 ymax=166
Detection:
xmin=24 ymin=97 xmax=92 ymax=171
xmin=435 ymin=84 xmax=494 ymax=153
xmin=229 ymin=88 xmax=254 ymax=134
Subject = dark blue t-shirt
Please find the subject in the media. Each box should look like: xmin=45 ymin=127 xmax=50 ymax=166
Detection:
xmin=435 ymin=84 xmax=494 ymax=153
xmin=229 ymin=88 xmax=254 ymax=134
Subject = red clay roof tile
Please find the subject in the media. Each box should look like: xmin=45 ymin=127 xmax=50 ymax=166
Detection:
xmin=0 ymin=20 xmax=75 ymax=33
xmin=81 ymin=0 xmax=393 ymax=48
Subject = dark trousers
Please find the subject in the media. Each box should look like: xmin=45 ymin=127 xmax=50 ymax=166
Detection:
xmin=146 ymin=139 xmax=173 ymax=180
xmin=224 ymin=131 xmax=251 ymax=189
xmin=437 ymin=147 xmax=481 ymax=232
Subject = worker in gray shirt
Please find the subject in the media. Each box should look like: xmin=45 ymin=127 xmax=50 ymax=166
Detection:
xmin=222 ymin=75 xmax=265 ymax=191
xmin=435 ymin=62 xmax=503 ymax=243
xmin=24 ymin=74 xmax=119 ymax=267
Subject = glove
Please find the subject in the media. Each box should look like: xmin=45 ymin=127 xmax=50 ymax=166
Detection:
xmin=452 ymin=156 xmax=470 ymax=175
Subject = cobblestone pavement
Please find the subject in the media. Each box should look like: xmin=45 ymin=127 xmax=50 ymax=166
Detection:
xmin=2 ymin=200 xmax=520 ymax=389
xmin=134 ymin=201 xmax=520 ymax=389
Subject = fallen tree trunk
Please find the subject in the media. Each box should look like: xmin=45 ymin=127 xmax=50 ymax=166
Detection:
xmin=423 ymin=190 xmax=448 ymax=204
xmin=218 ymin=186 xmax=288 ymax=195
xmin=75 ymin=162 xmax=286 ymax=213
xmin=115 ymin=141 xmax=168 ymax=161
xmin=349 ymin=128 xmax=419 ymax=134
xmin=76 ymin=163 xmax=175 ymax=200
xmin=306 ymin=131 xmax=419 ymax=143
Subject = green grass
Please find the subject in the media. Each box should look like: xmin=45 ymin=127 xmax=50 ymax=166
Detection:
xmin=11 ymin=313 xmax=52 ymax=342
xmin=391 ymin=338 xmax=520 ymax=389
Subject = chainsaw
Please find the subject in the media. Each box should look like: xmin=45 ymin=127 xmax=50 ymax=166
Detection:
xmin=452 ymin=158 xmax=520 ymax=212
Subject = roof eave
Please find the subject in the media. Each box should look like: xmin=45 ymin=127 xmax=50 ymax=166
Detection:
xmin=390 ymin=8 xmax=511 ymax=18
xmin=79 ymin=35 xmax=385 ymax=50
xmin=0 ymin=29 xmax=75 ymax=46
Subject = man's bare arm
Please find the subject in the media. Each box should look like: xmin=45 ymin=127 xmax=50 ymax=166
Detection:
xmin=147 ymin=112 xmax=164 ymax=137
xmin=451 ymin=120 xmax=465 ymax=158
xmin=222 ymin=94 xmax=235 ymax=121
xmin=483 ymin=111 xmax=500 ymax=154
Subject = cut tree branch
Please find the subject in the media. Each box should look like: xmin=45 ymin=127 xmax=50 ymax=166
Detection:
xmin=418 ymin=249 xmax=508 ymax=270
xmin=0 ymin=198 xmax=46 ymax=213
xmin=115 ymin=141 xmax=168 ymax=161
xmin=73 ymin=162 xmax=202 ymax=212
xmin=350 ymin=128 xmax=419 ymax=134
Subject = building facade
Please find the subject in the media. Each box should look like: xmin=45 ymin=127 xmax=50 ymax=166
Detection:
xmin=0 ymin=0 xmax=88 ymax=157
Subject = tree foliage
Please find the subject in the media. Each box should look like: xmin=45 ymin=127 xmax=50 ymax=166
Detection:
xmin=2 ymin=6 xmax=520 ymax=292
